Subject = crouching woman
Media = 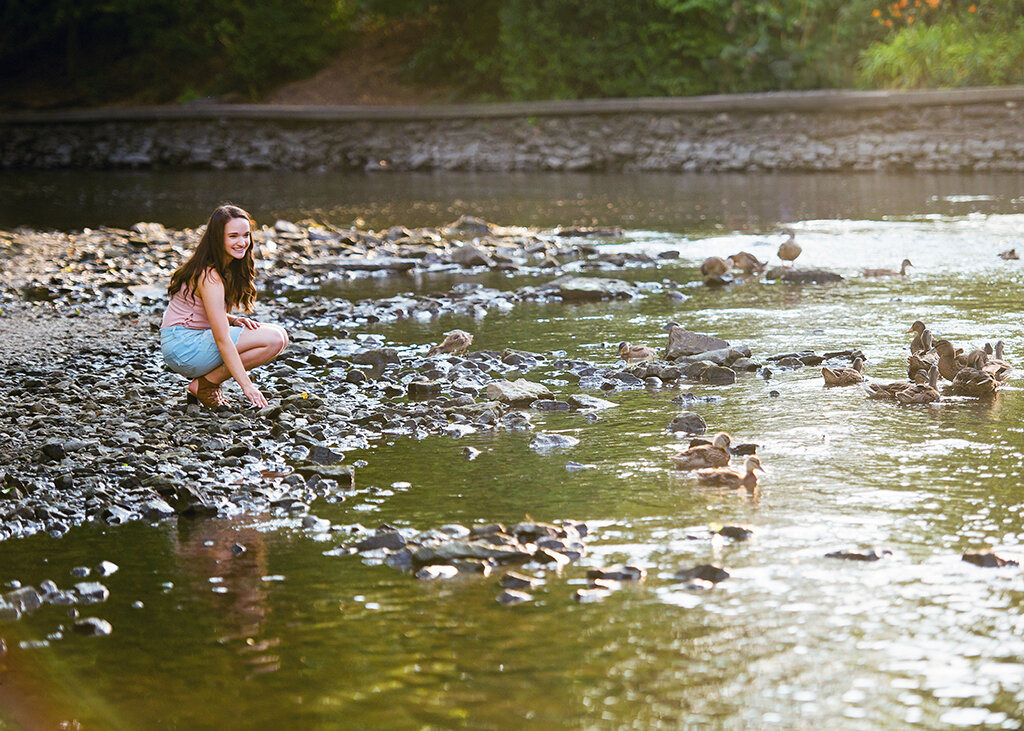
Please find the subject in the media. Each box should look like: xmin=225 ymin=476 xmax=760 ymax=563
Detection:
xmin=161 ymin=204 xmax=288 ymax=408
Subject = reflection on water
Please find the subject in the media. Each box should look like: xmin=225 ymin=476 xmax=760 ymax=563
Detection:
xmin=3 ymin=172 xmax=1024 ymax=727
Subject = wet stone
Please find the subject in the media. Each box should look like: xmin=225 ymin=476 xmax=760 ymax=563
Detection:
xmin=499 ymin=571 xmax=540 ymax=590
xmin=94 ymin=561 xmax=119 ymax=576
xmin=72 ymin=617 xmax=113 ymax=637
xmin=574 ymin=588 xmax=611 ymax=603
xmin=415 ymin=565 xmax=459 ymax=581
xmin=715 ymin=526 xmax=754 ymax=541
xmin=674 ymin=564 xmax=730 ymax=584
xmin=825 ymin=548 xmax=892 ymax=561
xmin=74 ymin=582 xmax=110 ymax=604
xmin=667 ymin=412 xmax=707 ymax=434
xmin=496 ymin=588 xmax=533 ymax=605
xmin=587 ymin=565 xmax=646 ymax=582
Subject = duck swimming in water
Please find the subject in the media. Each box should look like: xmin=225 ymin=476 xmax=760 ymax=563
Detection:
xmin=896 ymin=365 xmax=941 ymax=405
xmin=695 ymin=455 xmax=765 ymax=491
xmin=822 ymin=357 xmax=865 ymax=387
xmin=671 ymin=432 xmax=732 ymax=470
xmin=864 ymin=259 xmax=913 ymax=277
xmin=618 ymin=342 xmax=656 ymax=363
xmin=428 ymin=329 xmax=473 ymax=356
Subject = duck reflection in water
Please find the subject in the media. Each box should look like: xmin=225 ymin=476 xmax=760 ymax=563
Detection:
xmin=174 ymin=518 xmax=280 ymax=679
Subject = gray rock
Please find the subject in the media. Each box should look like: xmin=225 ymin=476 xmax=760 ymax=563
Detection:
xmin=71 ymin=617 xmax=113 ymax=637
xmin=550 ymin=276 xmax=636 ymax=302
xmin=667 ymin=411 xmax=707 ymax=434
xmin=529 ymin=433 xmax=580 ymax=452
xmin=496 ymin=588 xmax=533 ymax=605
xmin=764 ymin=267 xmax=844 ymax=283
xmin=450 ymin=243 xmax=493 ymax=267
xmin=94 ymin=561 xmax=119 ymax=576
xmin=665 ymin=327 xmax=730 ymax=359
xmin=715 ymin=526 xmax=754 ymax=541
xmin=567 ymin=393 xmax=617 ymax=410
xmin=825 ymin=548 xmax=891 ymax=561
xmin=485 ymin=379 xmax=553 ymax=405
xmin=139 ymin=498 xmax=176 ymax=520
xmin=587 ymin=565 xmax=646 ymax=582
xmin=574 ymin=588 xmax=612 ymax=603
xmin=673 ymin=564 xmax=730 ymax=584
xmin=73 ymin=582 xmax=110 ymax=604
xmin=4 ymin=586 xmax=42 ymax=614
xmin=413 ymin=541 xmax=530 ymax=565
xmin=415 ymin=565 xmax=460 ymax=580
xmin=500 ymin=571 xmax=540 ymax=590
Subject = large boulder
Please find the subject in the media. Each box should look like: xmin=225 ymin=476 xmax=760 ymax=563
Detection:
xmin=665 ymin=327 xmax=730 ymax=360
xmin=485 ymin=379 xmax=554 ymax=405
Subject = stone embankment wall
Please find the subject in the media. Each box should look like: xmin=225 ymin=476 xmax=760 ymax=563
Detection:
xmin=2 ymin=87 xmax=1024 ymax=172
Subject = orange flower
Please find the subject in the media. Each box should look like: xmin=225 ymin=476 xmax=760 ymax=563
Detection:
xmin=968 ymin=3 xmax=976 ymax=10
xmin=925 ymin=0 xmax=940 ymax=7
xmin=884 ymin=18 xmax=893 ymax=25
xmin=907 ymin=14 xmax=915 ymax=22
xmin=872 ymin=8 xmax=881 ymax=16
xmin=899 ymin=0 xmax=908 ymax=7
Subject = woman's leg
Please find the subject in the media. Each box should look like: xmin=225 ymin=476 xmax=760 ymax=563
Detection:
xmin=191 ymin=324 xmax=288 ymax=389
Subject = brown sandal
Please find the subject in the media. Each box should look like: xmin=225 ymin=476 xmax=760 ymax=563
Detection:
xmin=187 ymin=376 xmax=229 ymax=407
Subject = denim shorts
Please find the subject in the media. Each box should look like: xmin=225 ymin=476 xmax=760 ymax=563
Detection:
xmin=161 ymin=325 xmax=243 ymax=380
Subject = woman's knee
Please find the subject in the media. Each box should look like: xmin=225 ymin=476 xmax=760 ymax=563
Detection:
xmin=268 ymin=324 xmax=288 ymax=354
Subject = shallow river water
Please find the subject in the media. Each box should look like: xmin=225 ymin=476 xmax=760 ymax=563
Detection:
xmin=3 ymin=171 xmax=1024 ymax=729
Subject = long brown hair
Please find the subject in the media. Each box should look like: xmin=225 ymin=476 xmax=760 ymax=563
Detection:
xmin=168 ymin=204 xmax=257 ymax=313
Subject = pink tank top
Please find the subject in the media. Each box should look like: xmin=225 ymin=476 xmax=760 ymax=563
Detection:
xmin=162 ymin=286 xmax=212 ymax=329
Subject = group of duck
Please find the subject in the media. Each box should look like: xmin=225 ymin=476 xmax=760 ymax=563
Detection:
xmin=699 ymin=228 xmax=914 ymax=285
xmin=670 ymin=433 xmax=765 ymax=493
xmin=821 ymin=320 xmax=1013 ymax=404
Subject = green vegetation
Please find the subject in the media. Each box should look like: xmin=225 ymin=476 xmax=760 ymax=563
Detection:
xmin=1 ymin=0 xmax=1022 ymax=108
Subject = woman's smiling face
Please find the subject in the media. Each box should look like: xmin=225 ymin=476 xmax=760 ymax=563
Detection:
xmin=223 ymin=217 xmax=252 ymax=260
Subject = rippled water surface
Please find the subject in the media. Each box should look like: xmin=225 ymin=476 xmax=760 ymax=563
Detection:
xmin=3 ymin=172 xmax=1024 ymax=729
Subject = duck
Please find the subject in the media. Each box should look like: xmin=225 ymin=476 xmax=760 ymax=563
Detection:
xmin=865 ymin=375 xmax=921 ymax=400
xmin=821 ymin=357 xmax=864 ymax=387
xmin=947 ymin=365 xmax=998 ymax=398
xmin=618 ymin=342 xmax=656 ymax=363
xmin=729 ymin=251 xmax=766 ymax=275
xmin=671 ymin=432 xmax=732 ymax=470
xmin=933 ymin=339 xmax=971 ymax=381
xmin=907 ymin=321 xmax=931 ymax=355
xmin=896 ymin=365 xmax=941 ymax=405
xmin=427 ymin=329 xmax=473 ymax=356
xmin=700 ymin=256 xmax=734 ymax=286
xmin=695 ymin=455 xmax=765 ymax=491
xmin=999 ymin=248 xmax=1019 ymax=260
xmin=777 ymin=229 xmax=801 ymax=266
xmin=981 ymin=340 xmax=1012 ymax=383
xmin=863 ymin=259 xmax=913 ymax=277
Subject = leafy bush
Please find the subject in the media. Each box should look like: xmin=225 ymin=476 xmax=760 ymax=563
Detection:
xmin=858 ymin=12 xmax=1024 ymax=88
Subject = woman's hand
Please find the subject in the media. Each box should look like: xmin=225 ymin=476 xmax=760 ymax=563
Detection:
xmin=232 ymin=316 xmax=261 ymax=330
xmin=242 ymin=384 xmax=268 ymax=409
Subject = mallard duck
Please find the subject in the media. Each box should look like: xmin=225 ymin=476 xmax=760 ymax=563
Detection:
xmin=947 ymin=366 xmax=998 ymax=398
xmin=700 ymin=256 xmax=733 ymax=278
xmin=695 ymin=455 xmax=765 ymax=491
xmin=428 ymin=329 xmax=473 ymax=356
xmin=999 ymin=248 xmax=1019 ymax=260
xmin=907 ymin=321 xmax=930 ymax=355
xmin=729 ymin=251 xmax=766 ymax=275
xmin=981 ymin=340 xmax=1012 ymax=383
xmin=671 ymin=432 xmax=732 ymax=470
xmin=822 ymin=357 xmax=864 ymax=387
xmin=618 ymin=342 xmax=655 ymax=363
xmin=777 ymin=229 xmax=801 ymax=266
xmin=865 ymin=376 xmax=921 ymax=400
xmin=933 ymin=339 xmax=970 ymax=381
xmin=864 ymin=259 xmax=913 ymax=277
xmin=896 ymin=365 xmax=941 ymax=405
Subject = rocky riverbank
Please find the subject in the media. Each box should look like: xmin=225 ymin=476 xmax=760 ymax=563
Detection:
xmin=3 ymin=88 xmax=1024 ymax=172
xmin=0 ymin=214 xmax=869 ymax=546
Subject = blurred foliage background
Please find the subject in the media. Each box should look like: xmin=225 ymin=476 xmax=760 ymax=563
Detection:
xmin=1 ymin=0 xmax=1023 ymax=108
